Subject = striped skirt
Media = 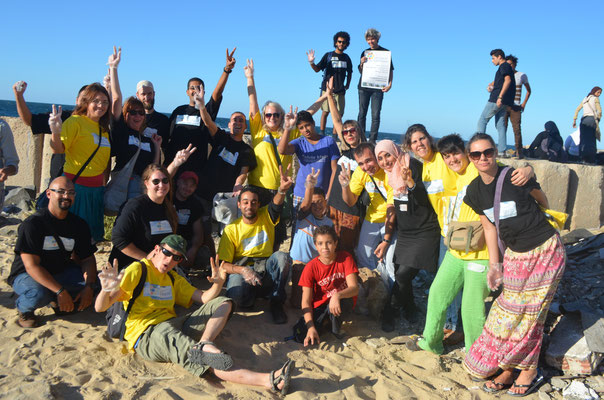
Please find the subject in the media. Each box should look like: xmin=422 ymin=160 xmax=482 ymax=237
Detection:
xmin=463 ymin=233 xmax=566 ymax=378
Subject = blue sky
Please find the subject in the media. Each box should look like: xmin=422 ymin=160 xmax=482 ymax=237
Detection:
xmin=1 ymin=0 xmax=602 ymax=148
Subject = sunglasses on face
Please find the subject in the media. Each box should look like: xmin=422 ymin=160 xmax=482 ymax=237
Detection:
xmin=91 ymin=99 xmax=109 ymax=106
xmin=151 ymin=177 xmax=170 ymax=185
xmin=128 ymin=110 xmax=145 ymax=116
xmin=342 ymin=127 xmax=357 ymax=135
xmin=337 ymin=40 xmax=347 ymax=44
xmin=49 ymin=188 xmax=76 ymax=196
xmin=265 ymin=113 xmax=281 ymax=119
xmin=160 ymin=247 xmax=183 ymax=262
xmin=468 ymin=148 xmax=496 ymax=161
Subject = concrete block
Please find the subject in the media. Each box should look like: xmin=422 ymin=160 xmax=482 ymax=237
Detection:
xmin=565 ymin=163 xmax=604 ymax=230
xmin=2 ymin=117 xmax=45 ymax=193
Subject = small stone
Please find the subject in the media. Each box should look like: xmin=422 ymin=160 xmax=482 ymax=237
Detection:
xmin=539 ymin=382 xmax=553 ymax=393
xmin=538 ymin=391 xmax=550 ymax=400
xmin=551 ymin=377 xmax=567 ymax=389
xmin=365 ymin=338 xmax=385 ymax=348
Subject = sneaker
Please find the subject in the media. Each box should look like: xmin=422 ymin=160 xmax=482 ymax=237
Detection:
xmin=270 ymin=299 xmax=287 ymax=324
xmin=18 ymin=312 xmax=38 ymax=328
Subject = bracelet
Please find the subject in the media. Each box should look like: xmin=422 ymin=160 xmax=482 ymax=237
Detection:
xmin=223 ymin=68 xmax=232 ymax=74
xmin=383 ymin=238 xmax=392 ymax=245
xmin=55 ymin=287 xmax=65 ymax=296
xmin=278 ymin=188 xmax=286 ymax=195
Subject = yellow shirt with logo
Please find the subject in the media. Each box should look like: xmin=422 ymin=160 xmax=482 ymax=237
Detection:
xmin=218 ymin=206 xmax=278 ymax=262
xmin=120 ymin=258 xmax=196 ymax=349
xmin=60 ymin=115 xmax=111 ymax=177
xmin=247 ymin=112 xmax=300 ymax=190
xmin=421 ymin=152 xmax=457 ymax=236
xmin=349 ymin=168 xmax=392 ymax=223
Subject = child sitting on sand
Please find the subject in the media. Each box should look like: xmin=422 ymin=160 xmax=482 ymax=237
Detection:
xmin=295 ymin=225 xmax=359 ymax=346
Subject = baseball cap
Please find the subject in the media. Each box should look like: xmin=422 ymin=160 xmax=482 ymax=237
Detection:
xmin=136 ymin=80 xmax=154 ymax=92
xmin=160 ymin=234 xmax=188 ymax=259
xmin=178 ymin=171 xmax=198 ymax=185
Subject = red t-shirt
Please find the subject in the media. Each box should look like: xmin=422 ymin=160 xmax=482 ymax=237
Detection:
xmin=298 ymin=251 xmax=359 ymax=308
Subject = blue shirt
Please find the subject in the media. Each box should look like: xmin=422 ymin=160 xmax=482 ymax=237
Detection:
xmin=290 ymin=214 xmax=334 ymax=263
xmin=290 ymin=135 xmax=340 ymax=197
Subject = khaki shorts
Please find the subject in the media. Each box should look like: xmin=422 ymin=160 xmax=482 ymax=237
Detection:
xmin=135 ymin=296 xmax=233 ymax=377
xmin=321 ymin=91 xmax=346 ymax=114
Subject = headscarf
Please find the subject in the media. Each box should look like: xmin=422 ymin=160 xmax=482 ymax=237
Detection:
xmin=544 ymin=121 xmax=563 ymax=145
xmin=588 ymin=86 xmax=602 ymax=96
xmin=374 ymin=140 xmax=411 ymax=195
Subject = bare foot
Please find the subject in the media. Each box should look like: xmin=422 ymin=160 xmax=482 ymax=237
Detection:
xmin=508 ymin=369 xmax=538 ymax=395
xmin=198 ymin=341 xmax=221 ymax=354
xmin=484 ymin=369 xmax=514 ymax=390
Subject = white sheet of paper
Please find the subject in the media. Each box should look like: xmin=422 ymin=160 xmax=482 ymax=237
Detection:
xmin=361 ymin=50 xmax=391 ymax=89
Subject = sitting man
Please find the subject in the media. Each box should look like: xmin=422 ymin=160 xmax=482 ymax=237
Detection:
xmin=8 ymin=176 xmax=97 ymax=327
xmin=94 ymin=234 xmax=293 ymax=395
xmin=297 ymin=225 xmax=359 ymax=346
xmin=217 ymin=167 xmax=294 ymax=324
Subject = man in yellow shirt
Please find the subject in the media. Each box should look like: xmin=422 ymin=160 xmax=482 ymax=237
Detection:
xmin=217 ymin=167 xmax=294 ymax=324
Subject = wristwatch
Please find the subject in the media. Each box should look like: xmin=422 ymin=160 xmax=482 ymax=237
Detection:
xmin=383 ymin=238 xmax=392 ymax=245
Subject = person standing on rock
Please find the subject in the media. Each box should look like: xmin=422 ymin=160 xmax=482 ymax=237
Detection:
xmin=504 ymin=55 xmax=532 ymax=159
xmin=7 ymin=176 xmax=97 ymax=328
xmin=0 ymin=119 xmax=19 ymax=211
xmin=572 ymin=86 xmax=602 ymax=164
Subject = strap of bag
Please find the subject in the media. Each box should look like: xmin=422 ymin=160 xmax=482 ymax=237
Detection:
xmin=41 ymin=212 xmax=67 ymax=253
xmin=368 ymin=175 xmax=387 ymax=201
xmin=72 ymin=125 xmax=103 ymax=184
xmin=120 ymin=262 xmax=148 ymax=341
xmin=267 ymin=133 xmax=283 ymax=168
xmin=494 ymin=166 xmax=510 ymax=256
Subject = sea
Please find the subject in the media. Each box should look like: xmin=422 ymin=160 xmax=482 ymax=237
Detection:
xmin=0 ymin=99 xmax=405 ymax=142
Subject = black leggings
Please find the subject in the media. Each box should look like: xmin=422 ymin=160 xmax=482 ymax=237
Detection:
xmin=390 ymin=264 xmax=420 ymax=310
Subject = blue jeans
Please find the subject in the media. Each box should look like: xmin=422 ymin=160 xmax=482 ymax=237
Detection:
xmin=358 ymin=88 xmax=384 ymax=142
xmin=12 ymin=266 xmax=86 ymax=313
xmin=476 ymin=101 xmax=508 ymax=154
xmin=226 ymin=251 xmax=291 ymax=308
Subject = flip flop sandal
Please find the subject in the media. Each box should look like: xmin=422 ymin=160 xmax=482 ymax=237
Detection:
xmin=405 ymin=335 xmax=423 ymax=352
xmin=506 ymin=371 xmax=544 ymax=397
xmin=188 ymin=341 xmax=233 ymax=371
xmin=270 ymin=359 xmax=294 ymax=396
xmin=481 ymin=379 xmax=512 ymax=393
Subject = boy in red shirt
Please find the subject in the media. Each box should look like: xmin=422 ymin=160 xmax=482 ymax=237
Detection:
xmin=297 ymin=225 xmax=359 ymax=346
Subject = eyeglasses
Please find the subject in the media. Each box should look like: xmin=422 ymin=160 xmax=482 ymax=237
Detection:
xmin=160 ymin=247 xmax=183 ymax=262
xmin=342 ymin=127 xmax=357 ymax=135
xmin=128 ymin=110 xmax=145 ymax=116
xmin=91 ymin=99 xmax=109 ymax=106
xmin=336 ymin=40 xmax=347 ymax=44
xmin=49 ymin=188 xmax=76 ymax=196
xmin=265 ymin=113 xmax=281 ymax=119
xmin=468 ymin=148 xmax=496 ymax=161
xmin=151 ymin=177 xmax=170 ymax=185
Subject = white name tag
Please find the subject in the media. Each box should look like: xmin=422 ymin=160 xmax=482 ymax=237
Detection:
xmin=149 ymin=220 xmax=172 ymax=235
xmin=331 ymin=60 xmax=348 ymax=69
xmin=484 ymin=201 xmax=518 ymax=223
xmin=338 ymin=156 xmax=358 ymax=171
xmin=364 ymin=179 xmax=385 ymax=194
xmin=128 ymin=135 xmax=151 ymax=151
xmin=177 ymin=209 xmax=191 ymax=225
xmin=143 ymin=282 xmax=173 ymax=300
xmin=242 ymin=230 xmax=269 ymax=252
xmin=142 ymin=127 xmax=156 ymax=138
xmin=218 ymin=148 xmax=239 ymax=166
xmin=42 ymin=236 xmax=75 ymax=251
xmin=399 ymin=204 xmax=408 ymax=212
xmin=92 ymin=133 xmax=111 ymax=148
xmin=467 ymin=262 xmax=486 ymax=273
xmin=175 ymin=115 xmax=201 ymax=127
xmin=424 ymin=179 xmax=444 ymax=195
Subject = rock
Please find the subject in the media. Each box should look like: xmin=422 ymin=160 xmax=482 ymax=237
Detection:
xmin=540 ymin=382 xmax=553 ymax=393
xmin=4 ymin=187 xmax=32 ymax=206
xmin=586 ymin=376 xmax=604 ymax=393
xmin=551 ymin=377 xmax=568 ymax=389
xmin=356 ymin=267 xmax=388 ymax=320
xmin=562 ymin=380 xmax=599 ymax=400
xmin=539 ymin=391 xmax=551 ymax=400
xmin=365 ymin=338 xmax=387 ymax=348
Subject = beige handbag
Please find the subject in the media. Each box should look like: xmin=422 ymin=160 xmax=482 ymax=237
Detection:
xmin=445 ymin=221 xmax=485 ymax=253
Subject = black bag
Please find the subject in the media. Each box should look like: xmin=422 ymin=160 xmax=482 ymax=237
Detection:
xmin=106 ymin=262 xmax=146 ymax=340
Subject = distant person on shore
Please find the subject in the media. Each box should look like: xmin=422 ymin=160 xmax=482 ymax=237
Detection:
xmin=527 ymin=121 xmax=565 ymax=162
xmin=477 ymin=49 xmax=515 ymax=157
xmin=307 ymin=31 xmax=353 ymax=134
xmin=135 ymin=80 xmax=170 ymax=146
xmin=572 ymin=86 xmax=602 ymax=164
xmin=564 ymin=129 xmax=581 ymax=162
xmin=12 ymin=81 xmax=87 ymax=180
xmin=8 ymin=176 xmax=97 ymax=328
xmin=296 ymin=225 xmax=359 ymax=346
xmin=95 ymin=235 xmax=294 ymax=395
xmin=357 ymin=28 xmax=394 ymax=143
xmin=0 ymin=119 xmax=19 ymax=211
xmin=505 ymin=55 xmax=532 ymax=159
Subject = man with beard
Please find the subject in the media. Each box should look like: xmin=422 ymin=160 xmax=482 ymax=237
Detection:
xmin=136 ymin=80 xmax=170 ymax=147
xmin=7 ymin=176 xmax=98 ymax=328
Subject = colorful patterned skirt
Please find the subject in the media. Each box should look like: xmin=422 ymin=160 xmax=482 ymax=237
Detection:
xmin=463 ymin=233 xmax=565 ymax=378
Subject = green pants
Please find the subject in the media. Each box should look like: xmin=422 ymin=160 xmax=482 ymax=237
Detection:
xmin=418 ymin=251 xmax=489 ymax=354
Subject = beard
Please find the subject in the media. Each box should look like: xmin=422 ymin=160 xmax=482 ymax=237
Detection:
xmin=143 ymin=98 xmax=155 ymax=110
xmin=58 ymin=199 xmax=72 ymax=210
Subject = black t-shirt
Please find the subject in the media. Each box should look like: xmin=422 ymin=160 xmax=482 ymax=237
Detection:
xmin=464 ymin=166 xmax=556 ymax=252
xmin=392 ymin=158 xmax=440 ymax=234
xmin=489 ymin=62 xmax=516 ymax=106
xmin=8 ymin=208 xmax=96 ymax=285
xmin=316 ymin=51 xmax=353 ymax=93
xmin=145 ymin=110 xmax=170 ymax=149
xmin=198 ymin=128 xmax=257 ymax=201
xmin=110 ymin=116 xmax=156 ymax=176
xmin=110 ymin=195 xmax=175 ymax=269
xmin=358 ymin=45 xmax=394 ymax=91
xmin=327 ymin=148 xmax=363 ymax=216
xmin=31 ymin=110 xmax=73 ymax=179
xmin=165 ymin=97 xmax=222 ymax=174
xmin=174 ymin=195 xmax=204 ymax=242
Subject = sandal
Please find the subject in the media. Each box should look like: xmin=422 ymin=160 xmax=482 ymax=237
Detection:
xmin=506 ymin=370 xmax=543 ymax=397
xmin=270 ymin=359 xmax=294 ymax=396
xmin=482 ymin=379 xmax=512 ymax=393
xmin=188 ymin=341 xmax=233 ymax=371
xmin=405 ymin=335 xmax=423 ymax=352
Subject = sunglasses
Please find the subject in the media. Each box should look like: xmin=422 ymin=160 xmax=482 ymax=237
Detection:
xmin=468 ymin=148 xmax=496 ymax=161
xmin=160 ymin=247 xmax=183 ymax=262
xmin=265 ymin=113 xmax=281 ymax=119
xmin=337 ymin=40 xmax=347 ymax=44
xmin=151 ymin=177 xmax=170 ymax=185
xmin=128 ymin=110 xmax=145 ymax=116
xmin=49 ymin=188 xmax=76 ymax=196
xmin=342 ymin=127 xmax=357 ymax=135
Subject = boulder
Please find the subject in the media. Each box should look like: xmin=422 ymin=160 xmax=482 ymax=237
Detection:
xmin=4 ymin=187 xmax=32 ymax=206
xmin=356 ymin=267 xmax=388 ymax=320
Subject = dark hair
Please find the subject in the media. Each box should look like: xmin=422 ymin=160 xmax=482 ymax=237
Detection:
xmin=313 ymin=225 xmax=338 ymax=243
xmin=296 ymin=110 xmax=315 ymax=126
xmin=238 ymin=186 xmax=260 ymax=202
xmin=312 ymin=187 xmax=326 ymax=198
xmin=490 ymin=49 xmax=505 ymax=58
xmin=505 ymin=54 xmax=518 ymax=65
xmin=589 ymin=86 xmax=602 ymax=96
xmin=353 ymin=142 xmax=376 ymax=159
xmin=437 ymin=134 xmax=465 ymax=155
xmin=333 ymin=31 xmax=350 ymax=48
xmin=72 ymin=83 xmax=111 ymax=133
xmin=187 ymin=77 xmax=204 ymax=90
xmin=230 ymin=111 xmax=246 ymax=119
xmin=78 ymin=85 xmax=88 ymax=95
xmin=141 ymin=164 xmax=178 ymax=232
xmin=466 ymin=133 xmax=497 ymax=153
xmin=122 ymin=96 xmax=146 ymax=132
xmin=403 ymin=123 xmax=437 ymax=153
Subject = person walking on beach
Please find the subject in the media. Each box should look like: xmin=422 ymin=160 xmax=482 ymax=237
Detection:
xmin=357 ymin=28 xmax=394 ymax=143
xmin=476 ymin=49 xmax=515 ymax=157
xmin=572 ymin=86 xmax=601 ymax=164
xmin=307 ymin=31 xmax=353 ymax=134
xmin=505 ymin=55 xmax=532 ymax=159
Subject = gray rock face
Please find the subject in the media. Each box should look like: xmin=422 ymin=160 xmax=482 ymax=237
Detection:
xmin=4 ymin=187 xmax=32 ymax=206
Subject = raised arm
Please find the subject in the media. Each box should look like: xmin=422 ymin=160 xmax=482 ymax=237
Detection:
xmin=191 ymin=256 xmax=227 ymax=304
xmin=297 ymin=168 xmax=320 ymax=220
xmin=278 ymin=106 xmax=298 ymax=155
xmin=244 ymin=59 xmax=260 ymax=117
xmin=339 ymin=163 xmax=358 ymax=206
xmin=325 ymin=77 xmax=343 ymax=139
xmin=107 ymin=46 xmax=122 ymax=120
xmin=166 ymin=144 xmax=197 ymax=176
xmin=48 ymin=105 xmax=65 ymax=153
xmin=95 ymin=259 xmax=127 ymax=312
xmin=195 ymin=87 xmax=218 ymax=137
xmin=211 ymin=47 xmax=236 ymax=102
xmin=306 ymin=91 xmax=328 ymax=116
xmin=12 ymin=81 xmax=32 ymax=126
xmin=307 ymin=49 xmax=321 ymax=73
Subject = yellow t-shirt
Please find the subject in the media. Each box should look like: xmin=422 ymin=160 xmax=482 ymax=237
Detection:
xmin=349 ymin=168 xmax=392 ymax=223
xmin=247 ymin=112 xmax=300 ymax=190
xmin=120 ymin=258 xmax=196 ymax=349
xmin=218 ymin=206 xmax=278 ymax=262
xmin=421 ymin=152 xmax=458 ymax=236
xmin=442 ymin=163 xmax=489 ymax=260
xmin=60 ymin=115 xmax=111 ymax=177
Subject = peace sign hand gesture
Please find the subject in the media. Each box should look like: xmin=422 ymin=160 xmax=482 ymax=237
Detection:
xmin=193 ymin=86 xmax=205 ymax=109
xmin=283 ymin=105 xmax=298 ymax=130
xmin=107 ymin=46 xmax=121 ymax=69
xmin=279 ymin=164 xmax=294 ymax=192
xmin=49 ymin=104 xmax=63 ymax=135
xmin=338 ymin=162 xmax=352 ymax=188
xmin=173 ymin=143 xmax=197 ymax=167
xmin=244 ymin=59 xmax=254 ymax=78
xmin=225 ymin=47 xmax=237 ymax=71
xmin=99 ymin=259 xmax=124 ymax=293
xmin=208 ymin=255 xmax=227 ymax=285
xmin=305 ymin=167 xmax=320 ymax=189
